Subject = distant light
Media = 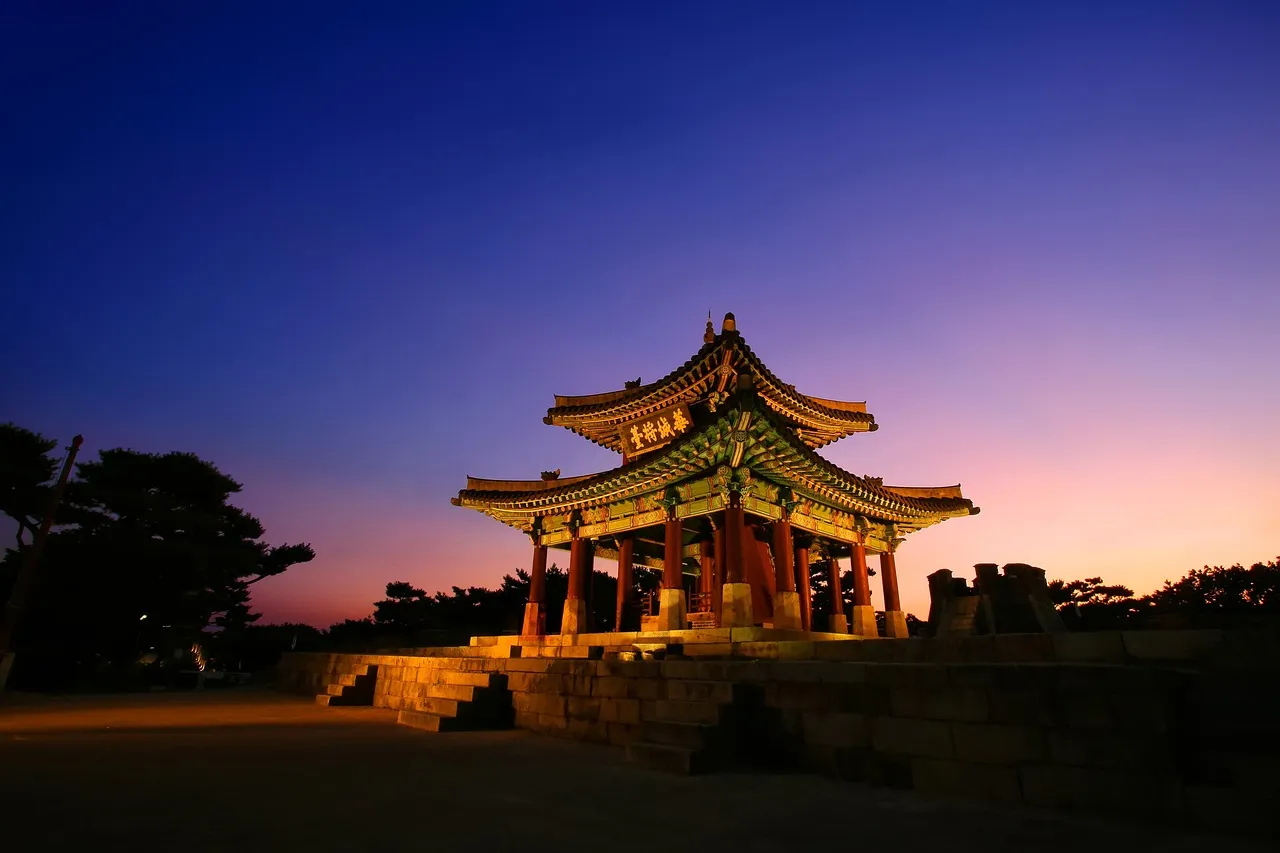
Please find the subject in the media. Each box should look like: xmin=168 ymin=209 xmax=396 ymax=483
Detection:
xmin=139 ymin=614 xmax=148 ymax=621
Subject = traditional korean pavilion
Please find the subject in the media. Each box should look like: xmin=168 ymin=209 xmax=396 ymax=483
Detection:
xmin=453 ymin=314 xmax=978 ymax=639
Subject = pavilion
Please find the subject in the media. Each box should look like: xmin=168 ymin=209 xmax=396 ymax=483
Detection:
xmin=452 ymin=314 xmax=977 ymax=639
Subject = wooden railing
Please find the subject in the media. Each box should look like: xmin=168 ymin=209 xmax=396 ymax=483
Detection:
xmin=687 ymin=592 xmax=714 ymax=614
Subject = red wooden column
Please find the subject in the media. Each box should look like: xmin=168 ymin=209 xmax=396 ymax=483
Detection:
xmin=614 ymin=535 xmax=635 ymax=633
xmin=657 ymin=512 xmax=686 ymax=630
xmin=712 ymin=523 xmax=725 ymax=626
xmin=849 ymin=535 xmax=877 ymax=636
xmin=698 ymin=538 xmax=714 ymax=602
xmin=721 ymin=490 xmax=753 ymax=627
xmin=795 ymin=539 xmax=813 ymax=632
xmin=724 ymin=495 xmax=744 ymax=584
xmin=562 ymin=533 xmax=591 ymax=635
xmin=521 ymin=539 xmax=547 ymax=637
xmin=826 ymin=553 xmax=848 ymax=634
xmin=771 ymin=518 xmax=802 ymax=630
xmin=880 ymin=548 xmax=909 ymax=638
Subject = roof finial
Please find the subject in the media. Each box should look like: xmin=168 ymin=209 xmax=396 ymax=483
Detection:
xmin=722 ymin=312 xmax=736 ymax=333
xmin=703 ymin=311 xmax=715 ymax=343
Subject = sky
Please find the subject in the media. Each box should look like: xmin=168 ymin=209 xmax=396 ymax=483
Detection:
xmin=4 ymin=2 xmax=1278 ymax=627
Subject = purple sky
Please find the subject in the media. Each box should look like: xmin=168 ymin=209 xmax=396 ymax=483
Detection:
xmin=5 ymin=2 xmax=1278 ymax=626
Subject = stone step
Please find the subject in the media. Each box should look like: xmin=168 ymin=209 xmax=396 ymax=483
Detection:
xmin=626 ymin=742 xmax=711 ymax=775
xmin=638 ymin=720 xmax=713 ymax=751
xmin=419 ymin=683 xmax=479 ymax=702
xmin=407 ymin=695 xmax=463 ymax=717
xmin=434 ymin=670 xmax=502 ymax=688
xmin=397 ymin=710 xmax=463 ymax=732
xmin=643 ymin=700 xmax=727 ymax=725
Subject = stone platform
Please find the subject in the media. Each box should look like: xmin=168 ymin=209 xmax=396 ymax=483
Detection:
xmin=277 ymin=626 xmax=1280 ymax=838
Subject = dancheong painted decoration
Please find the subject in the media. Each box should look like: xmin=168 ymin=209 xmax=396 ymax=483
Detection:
xmin=453 ymin=313 xmax=978 ymax=639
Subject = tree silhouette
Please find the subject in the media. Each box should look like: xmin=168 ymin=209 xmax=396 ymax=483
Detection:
xmin=1146 ymin=560 xmax=1280 ymax=626
xmin=3 ymin=443 xmax=315 ymax=687
xmin=0 ymin=423 xmax=59 ymax=554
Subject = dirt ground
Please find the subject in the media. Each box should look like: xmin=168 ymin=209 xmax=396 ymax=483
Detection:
xmin=0 ymin=688 xmax=1267 ymax=852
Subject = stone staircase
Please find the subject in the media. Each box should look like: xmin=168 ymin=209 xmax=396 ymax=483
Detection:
xmin=395 ymin=670 xmax=513 ymax=733
xmin=315 ymin=664 xmax=378 ymax=706
xmin=625 ymin=680 xmax=741 ymax=775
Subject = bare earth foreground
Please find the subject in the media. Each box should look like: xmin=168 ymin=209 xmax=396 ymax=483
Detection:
xmin=0 ymin=689 xmax=1266 ymax=853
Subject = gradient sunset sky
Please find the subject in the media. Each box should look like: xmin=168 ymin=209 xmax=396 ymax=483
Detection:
xmin=5 ymin=2 xmax=1278 ymax=627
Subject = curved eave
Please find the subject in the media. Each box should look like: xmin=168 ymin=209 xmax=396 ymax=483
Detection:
xmin=457 ymin=393 xmax=974 ymax=526
xmin=544 ymin=332 xmax=877 ymax=451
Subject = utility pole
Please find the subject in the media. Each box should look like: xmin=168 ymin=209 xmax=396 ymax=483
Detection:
xmin=0 ymin=434 xmax=84 ymax=675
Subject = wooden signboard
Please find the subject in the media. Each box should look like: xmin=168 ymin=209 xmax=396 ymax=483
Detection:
xmin=618 ymin=402 xmax=693 ymax=458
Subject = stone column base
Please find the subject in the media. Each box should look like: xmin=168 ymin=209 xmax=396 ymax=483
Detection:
xmin=721 ymin=583 xmax=754 ymax=628
xmin=772 ymin=590 xmax=803 ymax=630
xmin=561 ymin=598 xmax=588 ymax=636
xmin=656 ymin=588 xmax=686 ymax=631
xmin=851 ymin=604 xmax=877 ymax=637
xmin=883 ymin=609 xmax=909 ymax=638
xmin=827 ymin=613 xmax=848 ymax=634
xmin=521 ymin=602 xmax=544 ymax=638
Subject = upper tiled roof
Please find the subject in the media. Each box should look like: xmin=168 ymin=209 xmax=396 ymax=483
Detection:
xmin=545 ymin=315 xmax=876 ymax=452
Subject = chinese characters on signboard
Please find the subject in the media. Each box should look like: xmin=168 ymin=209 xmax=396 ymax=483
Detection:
xmin=619 ymin=402 xmax=693 ymax=457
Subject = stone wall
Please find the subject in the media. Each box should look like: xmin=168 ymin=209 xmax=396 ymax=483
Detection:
xmin=277 ymin=629 xmax=1279 ymax=837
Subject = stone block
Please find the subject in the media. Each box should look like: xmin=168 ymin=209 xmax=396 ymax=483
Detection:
xmin=883 ymin=610 xmax=909 ymax=639
xmin=871 ymin=717 xmax=954 ymax=759
xmin=1108 ymin=691 xmax=1168 ymax=732
xmin=642 ymin=699 xmax=723 ymax=725
xmin=951 ymin=722 xmax=1046 ymax=764
xmin=849 ymin=605 xmax=876 ymax=637
xmin=1052 ymin=632 xmax=1126 ymax=663
xmin=996 ymin=663 xmax=1060 ymax=690
xmin=1059 ymin=691 xmax=1114 ymax=729
xmin=992 ymin=633 xmax=1055 ymax=663
xmin=890 ymin=687 xmax=989 ymax=722
xmin=505 ymin=658 xmax=555 ymax=673
xmin=512 ymin=693 xmax=566 ymax=716
xmin=683 ymin=642 xmax=734 ymax=657
xmin=986 ymin=688 xmax=1057 ymax=726
xmin=561 ymin=598 xmax=588 ymax=636
xmin=829 ymin=682 xmax=892 ymax=715
xmin=598 ymin=698 xmax=642 ymax=725
xmin=865 ymin=663 xmax=950 ymax=688
xmin=764 ymin=681 xmax=837 ymax=711
xmin=771 ymin=661 xmax=866 ymax=683
xmin=535 ymin=712 xmax=569 ymax=732
xmin=811 ymin=641 xmax=866 ymax=661
xmin=911 ymin=758 xmax=1022 ymax=804
xmin=802 ymin=711 xmax=870 ymax=748
xmin=660 ymin=660 xmax=711 ymax=679
xmin=1122 ymin=629 xmax=1225 ymax=662
xmin=721 ymin=583 xmax=754 ymax=628
xmin=666 ymin=679 xmax=734 ymax=704
xmin=1047 ymin=729 xmax=1170 ymax=771
xmin=607 ymin=722 xmax=637 ymax=746
xmin=946 ymin=665 xmax=1002 ymax=687
xmin=566 ymin=696 xmax=601 ymax=721
xmin=773 ymin=590 xmax=803 ymax=631
xmin=598 ymin=660 xmax=662 ymax=679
